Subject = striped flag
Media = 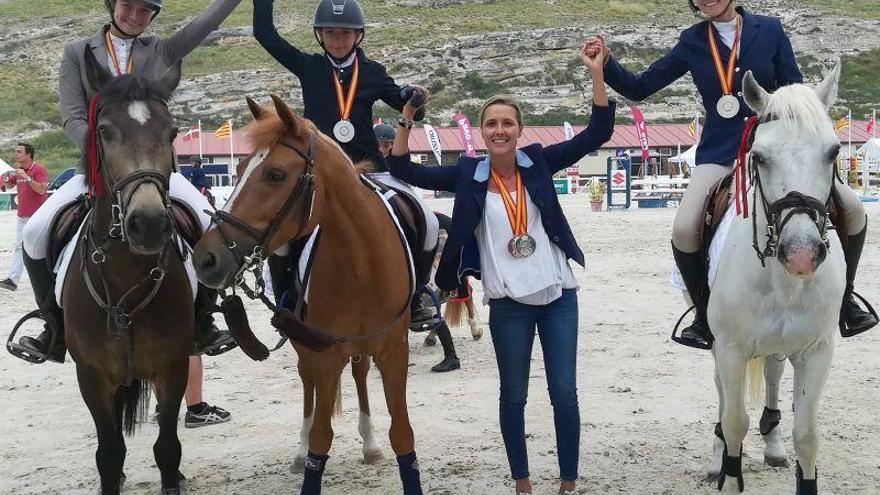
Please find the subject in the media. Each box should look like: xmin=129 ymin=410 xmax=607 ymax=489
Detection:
xmin=182 ymin=125 xmax=200 ymax=142
xmin=687 ymin=115 xmax=701 ymax=139
xmin=214 ymin=120 xmax=232 ymax=139
xmin=834 ymin=116 xmax=850 ymax=131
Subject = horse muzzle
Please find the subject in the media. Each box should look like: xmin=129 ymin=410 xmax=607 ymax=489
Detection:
xmin=124 ymin=206 xmax=172 ymax=255
xmin=193 ymin=230 xmax=243 ymax=289
xmin=778 ymin=234 xmax=827 ymax=280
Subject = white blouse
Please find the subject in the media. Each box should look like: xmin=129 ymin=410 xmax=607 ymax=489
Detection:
xmin=476 ymin=189 xmax=578 ymax=305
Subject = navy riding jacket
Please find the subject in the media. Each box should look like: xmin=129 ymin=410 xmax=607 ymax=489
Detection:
xmin=387 ymin=103 xmax=616 ymax=291
xmin=603 ymin=7 xmax=802 ymax=166
xmin=254 ymin=0 xmax=409 ymax=170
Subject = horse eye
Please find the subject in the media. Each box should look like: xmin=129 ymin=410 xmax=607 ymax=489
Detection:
xmin=266 ymin=167 xmax=287 ymax=183
xmin=827 ymin=145 xmax=840 ymax=164
xmin=98 ymin=124 xmax=112 ymax=140
xmin=751 ymin=152 xmax=765 ymax=166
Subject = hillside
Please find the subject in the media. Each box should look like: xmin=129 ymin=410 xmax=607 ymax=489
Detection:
xmin=1 ymin=0 xmax=879 ymax=173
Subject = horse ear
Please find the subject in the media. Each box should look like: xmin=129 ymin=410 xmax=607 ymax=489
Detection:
xmin=158 ymin=61 xmax=182 ymax=95
xmin=83 ymin=45 xmax=112 ymax=93
xmin=246 ymin=96 xmax=266 ymax=120
xmin=814 ymin=61 xmax=841 ymax=111
xmin=270 ymin=94 xmax=301 ymax=136
xmin=742 ymin=70 xmax=770 ymax=116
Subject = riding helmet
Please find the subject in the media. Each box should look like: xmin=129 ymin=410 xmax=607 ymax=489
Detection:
xmin=313 ymin=0 xmax=365 ymax=30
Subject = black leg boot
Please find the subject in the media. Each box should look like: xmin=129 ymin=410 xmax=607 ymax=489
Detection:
xmin=14 ymin=251 xmax=66 ymax=363
xmin=671 ymin=243 xmax=714 ymax=350
xmin=430 ymin=321 xmax=460 ymax=373
xmin=194 ymin=284 xmax=237 ymax=356
xmin=410 ymin=247 xmax=440 ymax=330
xmin=268 ymin=252 xmax=297 ymax=310
xmin=840 ymin=223 xmax=878 ymax=337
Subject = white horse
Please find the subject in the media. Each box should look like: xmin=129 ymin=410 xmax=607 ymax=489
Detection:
xmin=710 ymin=63 xmax=846 ymax=495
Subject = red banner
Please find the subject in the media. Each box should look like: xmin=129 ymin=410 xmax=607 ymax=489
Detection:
xmin=630 ymin=105 xmax=650 ymax=161
xmin=455 ymin=112 xmax=477 ymax=158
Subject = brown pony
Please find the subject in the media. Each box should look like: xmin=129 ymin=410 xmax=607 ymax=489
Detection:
xmin=193 ymin=95 xmax=423 ymax=494
xmin=61 ymin=49 xmax=192 ymax=494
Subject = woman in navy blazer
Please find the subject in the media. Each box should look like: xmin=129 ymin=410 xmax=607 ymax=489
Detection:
xmin=388 ymin=41 xmax=614 ymax=495
xmin=588 ymin=0 xmax=875 ymax=348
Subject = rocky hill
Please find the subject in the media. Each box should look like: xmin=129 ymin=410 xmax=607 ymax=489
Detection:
xmin=1 ymin=0 xmax=878 ymax=170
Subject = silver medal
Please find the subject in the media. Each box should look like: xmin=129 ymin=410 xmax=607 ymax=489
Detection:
xmin=516 ymin=234 xmax=536 ymax=258
xmin=717 ymin=94 xmax=740 ymax=119
xmin=333 ymin=120 xmax=355 ymax=143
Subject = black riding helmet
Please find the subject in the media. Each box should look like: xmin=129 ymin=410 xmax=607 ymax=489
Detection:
xmin=374 ymin=123 xmax=396 ymax=142
xmin=105 ymin=0 xmax=162 ymax=37
xmin=313 ymin=0 xmax=365 ymax=61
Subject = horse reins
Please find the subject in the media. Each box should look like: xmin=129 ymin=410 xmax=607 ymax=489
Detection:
xmin=736 ymin=116 xmax=835 ymax=267
xmin=204 ymin=132 xmax=413 ymax=351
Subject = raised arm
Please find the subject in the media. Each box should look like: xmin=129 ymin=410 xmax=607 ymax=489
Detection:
xmin=588 ymin=33 xmax=689 ymax=102
xmin=253 ymin=0 xmax=308 ymax=75
xmin=543 ymin=39 xmax=616 ymax=174
xmin=388 ymin=99 xmax=457 ymax=192
xmin=160 ymin=0 xmax=242 ymax=63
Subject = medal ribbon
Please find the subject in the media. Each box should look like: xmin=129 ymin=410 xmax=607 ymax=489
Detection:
xmin=707 ymin=15 xmax=741 ymax=96
xmin=331 ymin=57 xmax=360 ymax=121
xmin=490 ymin=168 xmax=527 ymax=236
xmin=105 ymin=31 xmax=133 ymax=75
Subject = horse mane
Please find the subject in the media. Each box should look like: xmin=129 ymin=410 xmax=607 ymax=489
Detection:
xmin=761 ymin=84 xmax=832 ymax=135
xmin=354 ymin=161 xmax=375 ymax=174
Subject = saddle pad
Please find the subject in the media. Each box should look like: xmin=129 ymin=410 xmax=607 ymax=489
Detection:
xmin=54 ymin=211 xmax=199 ymax=307
xmin=670 ymin=206 xmax=734 ymax=291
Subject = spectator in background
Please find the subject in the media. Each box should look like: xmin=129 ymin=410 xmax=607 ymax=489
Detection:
xmin=1 ymin=143 xmax=48 ymax=291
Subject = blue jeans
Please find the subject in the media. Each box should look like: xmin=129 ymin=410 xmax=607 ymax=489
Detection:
xmin=488 ymin=289 xmax=580 ymax=481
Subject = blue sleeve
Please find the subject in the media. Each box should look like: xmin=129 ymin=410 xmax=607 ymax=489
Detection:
xmin=542 ymin=102 xmax=617 ymax=174
xmin=253 ymin=0 xmax=307 ymax=75
xmin=387 ymin=154 xmax=458 ymax=192
xmin=772 ymin=19 xmax=803 ymax=86
xmin=603 ymin=38 xmax=690 ymax=101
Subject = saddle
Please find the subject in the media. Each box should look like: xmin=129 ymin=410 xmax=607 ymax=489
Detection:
xmin=360 ymin=175 xmax=428 ymax=262
xmin=47 ymin=196 xmax=204 ymax=270
xmin=697 ymin=174 xmax=849 ymax=259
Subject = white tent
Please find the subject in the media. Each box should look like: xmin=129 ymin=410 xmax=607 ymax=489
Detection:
xmin=0 ymin=157 xmax=12 ymax=174
xmin=669 ymin=145 xmax=697 ymax=169
xmin=858 ymin=138 xmax=880 ymax=166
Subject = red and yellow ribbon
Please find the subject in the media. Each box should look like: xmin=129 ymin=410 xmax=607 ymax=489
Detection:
xmin=707 ymin=15 xmax=741 ymax=96
xmin=105 ymin=31 xmax=133 ymax=75
xmin=490 ymin=168 xmax=527 ymax=236
xmin=331 ymin=58 xmax=360 ymax=121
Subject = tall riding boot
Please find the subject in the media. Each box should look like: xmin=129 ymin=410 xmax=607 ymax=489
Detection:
xmin=410 ymin=248 xmax=439 ymax=328
xmin=431 ymin=321 xmax=460 ymax=373
xmin=671 ymin=243 xmax=713 ymax=349
xmin=16 ymin=251 xmax=66 ymax=363
xmin=194 ymin=284 xmax=237 ymax=356
xmin=268 ymin=252 xmax=297 ymax=310
xmin=840 ymin=223 xmax=878 ymax=337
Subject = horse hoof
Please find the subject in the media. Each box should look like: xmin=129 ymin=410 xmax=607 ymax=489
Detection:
xmin=292 ymin=456 xmax=306 ymax=473
xmin=765 ymin=456 xmax=789 ymax=468
xmin=423 ymin=335 xmax=436 ymax=347
xmin=471 ymin=328 xmax=483 ymax=340
xmin=363 ymin=448 xmax=385 ymax=465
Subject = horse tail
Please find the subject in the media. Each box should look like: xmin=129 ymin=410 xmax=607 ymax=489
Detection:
xmin=444 ymin=300 xmax=464 ymax=327
xmin=333 ymin=380 xmax=343 ymax=417
xmin=746 ymin=358 xmax=765 ymax=409
xmin=121 ymin=379 xmax=152 ymax=436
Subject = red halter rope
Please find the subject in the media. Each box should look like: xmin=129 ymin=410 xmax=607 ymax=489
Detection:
xmin=734 ymin=115 xmax=758 ymax=217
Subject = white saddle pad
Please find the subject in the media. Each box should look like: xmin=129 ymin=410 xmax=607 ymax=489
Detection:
xmin=54 ymin=211 xmax=199 ymax=307
xmin=670 ymin=206 xmax=735 ymax=291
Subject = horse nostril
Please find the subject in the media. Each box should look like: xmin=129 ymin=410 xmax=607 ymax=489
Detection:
xmin=127 ymin=213 xmax=143 ymax=236
xmin=201 ymin=252 xmax=217 ymax=270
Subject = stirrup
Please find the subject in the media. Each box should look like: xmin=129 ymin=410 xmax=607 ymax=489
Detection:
xmin=671 ymin=306 xmax=714 ymax=350
xmin=6 ymin=310 xmax=56 ymax=363
xmin=840 ymin=291 xmax=878 ymax=338
xmin=409 ymin=285 xmax=443 ymax=332
xmin=201 ymin=335 xmax=239 ymax=356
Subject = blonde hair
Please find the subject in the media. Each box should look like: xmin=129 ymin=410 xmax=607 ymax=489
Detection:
xmin=479 ymin=95 xmax=524 ymax=127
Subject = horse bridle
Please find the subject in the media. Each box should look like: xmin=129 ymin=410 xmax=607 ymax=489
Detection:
xmin=745 ymin=117 xmax=834 ymax=267
xmin=204 ymin=133 xmax=317 ymax=302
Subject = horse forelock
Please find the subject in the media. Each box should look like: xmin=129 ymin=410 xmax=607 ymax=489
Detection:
xmin=760 ymin=84 xmax=832 ymax=135
xmin=100 ymin=74 xmax=171 ymax=107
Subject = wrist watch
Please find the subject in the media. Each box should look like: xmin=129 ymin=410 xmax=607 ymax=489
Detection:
xmin=26 ymin=177 xmax=33 ymax=182
xmin=397 ymin=115 xmax=414 ymax=129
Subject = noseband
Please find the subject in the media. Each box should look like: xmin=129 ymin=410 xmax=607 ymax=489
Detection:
xmin=737 ymin=116 xmax=834 ymax=267
xmin=205 ymin=132 xmax=317 ymax=297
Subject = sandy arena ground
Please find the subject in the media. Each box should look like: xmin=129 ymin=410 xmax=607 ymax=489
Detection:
xmin=0 ymin=196 xmax=878 ymax=494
